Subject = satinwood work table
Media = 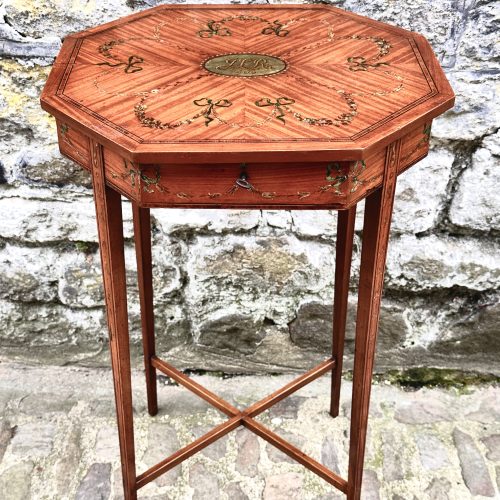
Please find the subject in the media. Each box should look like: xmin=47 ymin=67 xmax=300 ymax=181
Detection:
xmin=41 ymin=4 xmax=454 ymax=499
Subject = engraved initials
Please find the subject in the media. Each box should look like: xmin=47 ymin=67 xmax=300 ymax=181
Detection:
xmin=216 ymin=57 xmax=275 ymax=72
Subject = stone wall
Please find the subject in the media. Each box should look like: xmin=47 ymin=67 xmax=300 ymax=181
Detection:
xmin=0 ymin=0 xmax=498 ymax=375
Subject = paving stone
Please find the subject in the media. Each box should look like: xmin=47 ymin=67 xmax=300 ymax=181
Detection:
xmin=465 ymin=391 xmax=500 ymax=423
xmin=223 ymin=481 xmax=249 ymax=500
xmin=192 ymin=425 xmax=228 ymax=460
xmin=0 ymin=420 xmax=15 ymax=463
xmin=321 ymin=436 xmax=341 ymax=474
xmin=424 ymin=477 xmax=451 ymax=500
xmin=481 ymin=434 xmax=500 ymax=462
xmin=111 ymin=466 xmax=124 ymax=500
xmin=266 ymin=396 xmax=307 ymax=419
xmin=453 ymin=427 xmax=495 ymax=497
xmin=10 ymin=422 xmax=55 ymax=458
xmin=189 ymin=462 xmax=219 ymax=500
xmin=381 ymin=431 xmax=404 ymax=481
xmin=316 ymin=493 xmax=344 ymax=500
xmin=143 ymin=422 xmax=181 ymax=487
xmin=0 ymin=460 xmax=34 ymax=500
xmin=361 ymin=469 xmax=380 ymax=500
xmin=18 ymin=391 xmax=76 ymax=415
xmin=496 ymin=466 xmax=500 ymax=492
xmin=394 ymin=398 xmax=453 ymax=424
xmin=95 ymin=425 xmax=120 ymax=462
xmin=235 ymin=428 xmax=260 ymax=477
xmin=75 ymin=462 xmax=111 ymax=500
xmin=0 ymin=364 xmax=498 ymax=499
xmin=263 ymin=471 xmax=303 ymax=500
xmin=415 ymin=432 xmax=449 ymax=470
xmin=266 ymin=431 xmax=305 ymax=464
xmin=342 ymin=398 xmax=382 ymax=418
xmin=54 ymin=425 xmax=82 ymax=496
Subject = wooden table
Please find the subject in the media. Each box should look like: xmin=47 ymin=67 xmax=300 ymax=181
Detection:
xmin=41 ymin=4 xmax=454 ymax=499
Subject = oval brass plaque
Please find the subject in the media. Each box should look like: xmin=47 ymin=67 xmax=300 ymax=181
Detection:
xmin=203 ymin=53 xmax=287 ymax=77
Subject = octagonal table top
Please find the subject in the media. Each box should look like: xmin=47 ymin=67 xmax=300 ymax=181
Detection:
xmin=41 ymin=4 xmax=454 ymax=163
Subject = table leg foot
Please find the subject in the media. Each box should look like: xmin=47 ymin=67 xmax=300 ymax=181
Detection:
xmin=330 ymin=206 xmax=356 ymax=418
xmin=132 ymin=203 xmax=158 ymax=417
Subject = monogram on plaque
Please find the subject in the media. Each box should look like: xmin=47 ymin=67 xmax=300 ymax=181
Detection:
xmin=203 ymin=53 xmax=287 ymax=77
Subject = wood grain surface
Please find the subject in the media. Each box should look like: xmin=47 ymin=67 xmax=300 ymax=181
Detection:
xmin=41 ymin=4 xmax=454 ymax=164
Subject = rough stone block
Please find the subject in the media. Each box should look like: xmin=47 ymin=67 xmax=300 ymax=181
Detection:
xmin=0 ymin=244 xmax=59 ymax=302
xmin=185 ymin=234 xmax=335 ymax=338
xmin=223 ymin=482 xmax=249 ymax=500
xmin=361 ymin=469 xmax=380 ymax=500
xmin=386 ymin=234 xmax=500 ymax=291
xmin=454 ymin=2 xmax=500 ymax=71
xmin=196 ymin=310 xmax=264 ymax=355
xmin=0 ymin=419 xmax=14 ymax=463
xmin=262 ymin=210 xmax=292 ymax=230
xmin=2 ymin=1 xmax=131 ymax=39
xmin=415 ymin=432 xmax=450 ymax=470
xmin=189 ymin=462 xmax=219 ymax=500
xmin=10 ymin=422 xmax=55 ymax=458
xmin=391 ymin=148 xmax=454 ymax=234
xmin=291 ymin=210 xmax=338 ymax=238
xmin=16 ymin=144 xmax=92 ymax=187
xmin=321 ymin=436 xmax=341 ymax=475
xmin=192 ymin=425 xmax=228 ymax=461
xmin=152 ymin=208 xmax=260 ymax=236
xmin=235 ymin=428 xmax=260 ymax=477
xmin=395 ymin=397 xmax=454 ymax=424
xmin=0 ymin=299 xmax=105 ymax=350
xmin=453 ymin=427 xmax=495 ymax=497
xmin=289 ymin=297 xmax=409 ymax=355
xmin=381 ymin=430 xmax=405 ymax=481
xmin=424 ymin=477 xmax=451 ymax=500
xmin=432 ymin=297 xmax=500 ymax=361
xmin=431 ymin=71 xmax=498 ymax=141
xmin=266 ymin=430 xmax=305 ymax=464
xmin=0 ymin=196 xmax=133 ymax=243
xmin=449 ymin=139 xmax=500 ymax=232
xmin=143 ymin=423 xmax=180 ymax=486
xmin=0 ymin=461 xmax=34 ymax=500
xmin=75 ymin=463 xmax=111 ymax=500
xmin=481 ymin=434 xmax=500 ymax=462
xmin=58 ymin=260 xmax=104 ymax=308
xmin=263 ymin=471 xmax=303 ymax=500
xmin=55 ymin=426 xmax=82 ymax=497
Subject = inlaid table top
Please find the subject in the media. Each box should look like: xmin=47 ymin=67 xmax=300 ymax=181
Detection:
xmin=41 ymin=4 xmax=454 ymax=164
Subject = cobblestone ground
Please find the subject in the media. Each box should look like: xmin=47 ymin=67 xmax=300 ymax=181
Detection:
xmin=0 ymin=363 xmax=498 ymax=500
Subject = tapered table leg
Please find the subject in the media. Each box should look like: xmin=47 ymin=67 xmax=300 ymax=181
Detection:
xmin=330 ymin=206 xmax=356 ymax=418
xmin=91 ymin=141 xmax=137 ymax=500
xmin=347 ymin=140 xmax=401 ymax=500
xmin=132 ymin=204 xmax=158 ymax=416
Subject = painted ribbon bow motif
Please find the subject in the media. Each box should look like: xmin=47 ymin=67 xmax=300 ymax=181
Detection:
xmin=261 ymin=20 xmax=289 ymax=37
xmin=193 ymin=98 xmax=232 ymax=126
xmin=255 ymin=97 xmax=295 ymax=124
xmin=198 ymin=16 xmax=290 ymax=38
xmin=197 ymin=20 xmax=232 ymax=38
xmin=347 ymin=56 xmax=388 ymax=72
xmin=97 ymin=40 xmax=144 ymax=73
